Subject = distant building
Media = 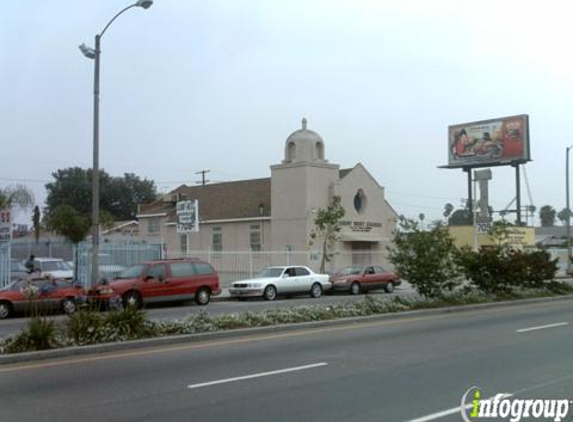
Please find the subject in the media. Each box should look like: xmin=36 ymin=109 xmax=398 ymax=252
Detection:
xmin=136 ymin=119 xmax=398 ymax=271
xmin=101 ymin=220 xmax=139 ymax=243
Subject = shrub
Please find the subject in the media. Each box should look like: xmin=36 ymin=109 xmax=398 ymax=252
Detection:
xmin=456 ymin=246 xmax=559 ymax=293
xmin=67 ymin=307 xmax=153 ymax=345
xmin=104 ymin=306 xmax=151 ymax=339
xmin=3 ymin=316 xmax=60 ymax=353
xmin=388 ymin=218 xmax=462 ymax=298
xmin=67 ymin=309 xmax=106 ymax=345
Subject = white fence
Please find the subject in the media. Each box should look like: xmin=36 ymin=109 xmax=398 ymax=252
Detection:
xmin=2 ymin=241 xmax=393 ymax=288
xmin=0 ymin=243 xmax=9 ymax=287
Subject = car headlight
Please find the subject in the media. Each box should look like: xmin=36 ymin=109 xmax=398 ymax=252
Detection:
xmin=250 ymin=283 xmax=262 ymax=288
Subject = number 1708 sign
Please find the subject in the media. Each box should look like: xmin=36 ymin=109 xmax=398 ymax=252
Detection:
xmin=176 ymin=200 xmax=199 ymax=233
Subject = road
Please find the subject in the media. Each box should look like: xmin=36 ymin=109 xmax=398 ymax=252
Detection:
xmin=0 ymin=287 xmax=416 ymax=339
xmin=1 ymin=298 xmax=572 ymax=422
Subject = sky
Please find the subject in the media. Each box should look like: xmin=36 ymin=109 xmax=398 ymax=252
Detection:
xmin=2 ymin=0 xmax=573 ymax=227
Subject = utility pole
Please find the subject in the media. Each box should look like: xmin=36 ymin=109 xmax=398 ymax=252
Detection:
xmin=195 ymin=170 xmax=210 ymax=187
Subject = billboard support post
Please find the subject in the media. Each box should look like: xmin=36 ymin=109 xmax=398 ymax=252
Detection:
xmin=464 ymin=168 xmax=473 ymax=220
xmin=514 ymin=164 xmax=522 ymax=225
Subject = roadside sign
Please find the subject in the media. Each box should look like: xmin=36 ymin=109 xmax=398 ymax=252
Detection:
xmin=176 ymin=200 xmax=199 ymax=233
xmin=475 ymin=222 xmax=492 ymax=235
xmin=0 ymin=209 xmax=12 ymax=243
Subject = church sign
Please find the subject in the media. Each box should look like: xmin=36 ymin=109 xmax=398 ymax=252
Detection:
xmin=340 ymin=221 xmax=382 ymax=233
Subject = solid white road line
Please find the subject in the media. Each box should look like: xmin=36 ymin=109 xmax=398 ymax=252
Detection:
xmin=187 ymin=362 xmax=328 ymax=389
xmin=516 ymin=322 xmax=569 ymax=333
xmin=403 ymin=394 xmax=513 ymax=422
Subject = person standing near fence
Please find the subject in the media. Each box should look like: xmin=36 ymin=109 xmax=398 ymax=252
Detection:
xmin=25 ymin=254 xmax=36 ymax=273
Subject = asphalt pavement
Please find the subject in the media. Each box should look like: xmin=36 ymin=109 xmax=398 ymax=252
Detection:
xmin=1 ymin=297 xmax=572 ymax=422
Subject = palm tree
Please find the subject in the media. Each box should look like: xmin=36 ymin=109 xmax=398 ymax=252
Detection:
xmin=0 ymin=184 xmax=34 ymax=211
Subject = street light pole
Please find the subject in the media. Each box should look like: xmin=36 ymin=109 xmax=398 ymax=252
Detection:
xmin=80 ymin=0 xmax=153 ymax=288
xmin=567 ymin=145 xmax=573 ymax=274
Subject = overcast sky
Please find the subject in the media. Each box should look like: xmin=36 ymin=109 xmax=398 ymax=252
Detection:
xmin=2 ymin=0 xmax=572 ymax=226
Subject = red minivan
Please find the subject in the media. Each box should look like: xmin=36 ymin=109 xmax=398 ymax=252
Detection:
xmin=88 ymin=259 xmax=221 ymax=308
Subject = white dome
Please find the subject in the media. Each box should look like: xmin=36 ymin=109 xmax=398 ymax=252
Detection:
xmin=283 ymin=118 xmax=326 ymax=163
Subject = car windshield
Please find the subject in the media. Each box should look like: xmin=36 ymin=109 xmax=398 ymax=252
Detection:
xmin=116 ymin=264 xmax=145 ymax=279
xmin=42 ymin=261 xmax=71 ymax=271
xmin=339 ymin=266 xmax=364 ymax=275
xmin=256 ymin=267 xmax=284 ymax=278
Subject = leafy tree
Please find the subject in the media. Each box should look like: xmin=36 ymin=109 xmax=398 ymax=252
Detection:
xmin=443 ymin=203 xmax=454 ymax=218
xmin=557 ymin=208 xmax=571 ymax=226
xmin=539 ymin=205 xmax=556 ymax=227
xmin=46 ymin=205 xmax=90 ymax=244
xmin=387 ymin=217 xmax=461 ymax=298
xmin=45 ymin=167 xmax=157 ymax=221
xmin=0 ymin=184 xmax=34 ymax=211
xmin=309 ymin=196 xmax=345 ymax=273
xmin=448 ymin=208 xmax=473 ymax=226
xmin=32 ymin=206 xmax=41 ymax=243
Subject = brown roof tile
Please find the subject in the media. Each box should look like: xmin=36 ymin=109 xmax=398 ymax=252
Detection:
xmin=139 ymin=178 xmax=271 ymax=222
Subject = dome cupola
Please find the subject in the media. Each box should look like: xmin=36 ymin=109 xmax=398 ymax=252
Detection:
xmin=283 ymin=118 xmax=326 ymax=164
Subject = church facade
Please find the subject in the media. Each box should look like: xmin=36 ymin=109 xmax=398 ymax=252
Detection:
xmin=136 ymin=119 xmax=398 ymax=272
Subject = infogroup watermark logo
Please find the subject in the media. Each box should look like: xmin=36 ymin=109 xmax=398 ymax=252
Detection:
xmin=461 ymin=387 xmax=571 ymax=422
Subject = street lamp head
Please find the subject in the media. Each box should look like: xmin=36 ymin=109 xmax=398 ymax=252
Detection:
xmin=79 ymin=43 xmax=96 ymax=59
xmin=135 ymin=0 xmax=153 ymax=9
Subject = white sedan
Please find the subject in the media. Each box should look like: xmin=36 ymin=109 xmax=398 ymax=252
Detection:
xmin=229 ymin=266 xmax=332 ymax=301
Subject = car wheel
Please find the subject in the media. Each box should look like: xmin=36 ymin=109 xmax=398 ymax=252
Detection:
xmin=310 ymin=283 xmax=323 ymax=298
xmin=0 ymin=301 xmax=12 ymax=319
xmin=350 ymin=282 xmax=361 ymax=295
xmin=384 ymin=282 xmax=395 ymax=293
xmin=62 ymin=298 xmax=77 ymax=315
xmin=195 ymin=287 xmax=211 ymax=306
xmin=123 ymin=291 xmax=142 ymax=309
xmin=263 ymin=285 xmax=277 ymax=301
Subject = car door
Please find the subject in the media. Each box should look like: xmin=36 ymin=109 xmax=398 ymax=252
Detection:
xmin=293 ymin=267 xmax=313 ymax=293
xmin=375 ymin=266 xmax=395 ymax=286
xmin=361 ymin=266 xmax=378 ymax=291
xmin=276 ymin=267 xmax=298 ymax=294
xmin=141 ymin=264 xmax=170 ymax=302
xmin=169 ymin=262 xmax=196 ymax=301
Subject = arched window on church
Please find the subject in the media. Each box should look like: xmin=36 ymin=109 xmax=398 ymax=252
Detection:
xmin=286 ymin=141 xmax=296 ymax=162
xmin=315 ymin=141 xmax=324 ymax=161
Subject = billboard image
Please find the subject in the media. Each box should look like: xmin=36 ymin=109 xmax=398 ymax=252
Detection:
xmin=448 ymin=114 xmax=530 ymax=168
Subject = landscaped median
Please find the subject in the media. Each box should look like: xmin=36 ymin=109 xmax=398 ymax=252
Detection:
xmin=1 ymin=281 xmax=573 ymax=360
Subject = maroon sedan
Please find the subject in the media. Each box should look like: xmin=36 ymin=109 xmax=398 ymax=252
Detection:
xmin=330 ymin=265 xmax=401 ymax=295
xmin=0 ymin=277 xmax=84 ymax=319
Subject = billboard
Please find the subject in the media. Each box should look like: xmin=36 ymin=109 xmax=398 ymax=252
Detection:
xmin=176 ymin=200 xmax=199 ymax=233
xmin=447 ymin=114 xmax=530 ymax=168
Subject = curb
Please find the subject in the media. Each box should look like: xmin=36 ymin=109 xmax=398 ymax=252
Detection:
xmin=2 ymin=294 xmax=573 ymax=365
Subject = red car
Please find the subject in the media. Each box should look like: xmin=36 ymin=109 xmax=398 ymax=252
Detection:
xmin=330 ymin=265 xmax=401 ymax=295
xmin=0 ymin=277 xmax=84 ymax=319
xmin=88 ymin=258 xmax=221 ymax=308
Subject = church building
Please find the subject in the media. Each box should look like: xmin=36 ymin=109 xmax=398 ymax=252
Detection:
xmin=136 ymin=119 xmax=398 ymax=271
